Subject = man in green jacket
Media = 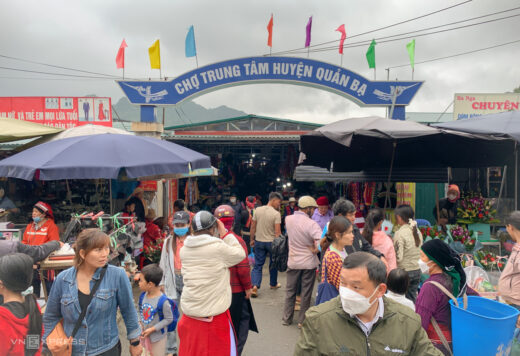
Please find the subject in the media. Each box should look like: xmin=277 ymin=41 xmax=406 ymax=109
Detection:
xmin=294 ymin=252 xmax=443 ymax=356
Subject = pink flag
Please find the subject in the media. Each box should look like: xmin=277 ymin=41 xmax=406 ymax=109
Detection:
xmin=336 ymin=25 xmax=346 ymax=54
xmin=116 ymin=39 xmax=128 ymax=69
xmin=305 ymin=16 xmax=312 ymax=48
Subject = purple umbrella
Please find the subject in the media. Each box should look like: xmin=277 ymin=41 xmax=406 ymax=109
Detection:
xmin=0 ymin=133 xmax=211 ymax=180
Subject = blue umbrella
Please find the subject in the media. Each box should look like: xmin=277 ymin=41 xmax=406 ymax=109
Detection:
xmin=0 ymin=133 xmax=211 ymax=180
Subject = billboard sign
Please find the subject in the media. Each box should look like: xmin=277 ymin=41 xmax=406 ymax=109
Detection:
xmin=454 ymin=93 xmax=520 ymax=120
xmin=117 ymin=56 xmax=423 ymax=107
xmin=0 ymin=97 xmax=112 ymax=128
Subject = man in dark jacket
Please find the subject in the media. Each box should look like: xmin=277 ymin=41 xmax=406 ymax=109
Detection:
xmin=330 ymin=199 xmax=384 ymax=259
xmin=229 ymin=193 xmax=246 ymax=236
xmin=0 ymin=239 xmax=61 ymax=263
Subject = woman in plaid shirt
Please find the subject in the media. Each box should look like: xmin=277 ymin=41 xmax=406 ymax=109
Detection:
xmin=320 ymin=217 xmax=355 ymax=290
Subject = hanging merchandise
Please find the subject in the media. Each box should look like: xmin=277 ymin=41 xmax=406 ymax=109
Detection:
xmin=376 ymin=182 xmax=397 ymax=209
xmin=348 ymin=182 xmax=363 ymax=208
xmin=363 ymin=182 xmax=377 ymax=207
xmin=184 ymin=178 xmax=200 ymax=206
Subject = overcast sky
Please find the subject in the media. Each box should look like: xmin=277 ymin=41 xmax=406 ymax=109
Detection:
xmin=0 ymin=0 xmax=519 ymax=123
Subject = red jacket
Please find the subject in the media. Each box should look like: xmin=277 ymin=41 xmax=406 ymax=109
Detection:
xmin=227 ymin=231 xmax=252 ymax=293
xmin=143 ymin=219 xmax=162 ymax=250
xmin=0 ymin=305 xmax=42 ymax=356
xmin=22 ymin=219 xmax=59 ymax=246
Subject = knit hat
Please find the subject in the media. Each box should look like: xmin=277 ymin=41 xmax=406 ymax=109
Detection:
xmin=34 ymin=201 xmax=54 ymax=220
xmin=421 ymin=239 xmax=467 ymax=297
xmin=316 ymin=196 xmax=329 ymax=206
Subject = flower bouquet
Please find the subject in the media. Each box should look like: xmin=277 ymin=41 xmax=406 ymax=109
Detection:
xmin=449 ymin=225 xmax=480 ymax=253
xmin=143 ymin=238 xmax=164 ymax=264
xmin=475 ymin=250 xmax=507 ymax=271
xmin=457 ymin=194 xmax=499 ymax=224
xmin=419 ymin=225 xmax=446 ymax=242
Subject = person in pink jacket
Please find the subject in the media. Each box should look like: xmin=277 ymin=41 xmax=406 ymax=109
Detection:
xmin=499 ymin=211 xmax=520 ymax=310
xmin=362 ymin=208 xmax=397 ymax=272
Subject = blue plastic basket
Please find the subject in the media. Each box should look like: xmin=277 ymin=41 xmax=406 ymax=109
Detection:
xmin=450 ymin=296 xmax=519 ymax=355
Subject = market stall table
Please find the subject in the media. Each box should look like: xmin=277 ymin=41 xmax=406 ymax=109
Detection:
xmin=38 ymin=256 xmax=74 ymax=301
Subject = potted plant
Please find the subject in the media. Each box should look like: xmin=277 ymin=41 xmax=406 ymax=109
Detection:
xmin=457 ymin=194 xmax=499 ymax=241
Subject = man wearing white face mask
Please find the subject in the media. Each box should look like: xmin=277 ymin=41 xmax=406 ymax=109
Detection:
xmin=295 ymin=252 xmax=442 ymax=356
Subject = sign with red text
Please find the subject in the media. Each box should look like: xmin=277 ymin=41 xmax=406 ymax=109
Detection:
xmin=0 ymin=97 xmax=112 ymax=128
xmin=396 ymin=182 xmax=416 ymax=210
xmin=454 ymin=93 xmax=520 ymax=120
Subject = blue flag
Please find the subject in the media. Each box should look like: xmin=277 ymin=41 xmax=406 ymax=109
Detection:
xmin=185 ymin=25 xmax=197 ymax=58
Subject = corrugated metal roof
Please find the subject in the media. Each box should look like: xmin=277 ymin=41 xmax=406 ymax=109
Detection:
xmin=166 ymin=134 xmax=301 ymax=141
xmin=294 ymin=165 xmax=449 ymax=182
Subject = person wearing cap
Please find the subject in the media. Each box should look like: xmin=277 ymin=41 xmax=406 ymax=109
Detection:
xmin=159 ymin=210 xmax=190 ymax=356
xmin=433 ymin=184 xmax=460 ymax=226
xmin=250 ymin=192 xmax=283 ymax=297
xmin=214 ymin=205 xmax=258 ymax=356
xmin=22 ymin=201 xmax=60 ymax=297
xmin=282 ymin=196 xmax=323 ymax=328
xmin=416 ymin=239 xmax=479 ymax=355
xmin=283 ymin=197 xmax=299 ymax=226
xmin=312 ymin=196 xmax=334 ymax=231
xmin=177 ymin=211 xmax=246 ymax=356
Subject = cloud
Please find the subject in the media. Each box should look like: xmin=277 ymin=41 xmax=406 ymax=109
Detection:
xmin=0 ymin=0 xmax=518 ymax=123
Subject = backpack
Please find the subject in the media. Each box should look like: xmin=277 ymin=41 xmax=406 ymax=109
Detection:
xmin=271 ymin=233 xmax=289 ymax=272
xmin=139 ymin=292 xmax=180 ymax=333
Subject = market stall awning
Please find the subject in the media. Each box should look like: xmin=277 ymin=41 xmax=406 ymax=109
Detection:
xmin=300 ymin=116 xmax=515 ymax=171
xmin=0 ymin=117 xmax=63 ymax=143
xmin=293 ymin=165 xmax=449 ymax=183
xmin=15 ymin=124 xmax=132 ymax=151
xmin=432 ymin=110 xmax=520 ymax=142
xmin=0 ymin=133 xmax=211 ymax=180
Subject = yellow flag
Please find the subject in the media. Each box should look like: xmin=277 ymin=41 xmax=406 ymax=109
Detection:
xmin=148 ymin=40 xmax=161 ymax=69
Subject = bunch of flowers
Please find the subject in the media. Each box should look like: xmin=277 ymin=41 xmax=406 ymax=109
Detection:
xmin=419 ymin=225 xmax=446 ymax=240
xmin=475 ymin=250 xmax=506 ymax=271
xmin=457 ymin=194 xmax=499 ymax=224
xmin=450 ymin=225 xmax=476 ymax=252
xmin=143 ymin=238 xmax=164 ymax=263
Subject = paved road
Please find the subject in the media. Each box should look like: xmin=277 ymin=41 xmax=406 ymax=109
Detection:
xmin=119 ymin=264 xmax=314 ymax=356
xmin=243 ymin=268 xmax=305 ymax=356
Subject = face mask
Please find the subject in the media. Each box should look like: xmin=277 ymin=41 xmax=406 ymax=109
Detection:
xmin=448 ymin=194 xmax=457 ymax=201
xmin=418 ymin=259 xmax=430 ymax=274
xmin=174 ymin=227 xmax=189 ymax=236
xmin=339 ymin=285 xmax=380 ymax=315
xmin=33 ymin=216 xmax=42 ymax=223
xmin=230 ymin=198 xmax=237 ymax=204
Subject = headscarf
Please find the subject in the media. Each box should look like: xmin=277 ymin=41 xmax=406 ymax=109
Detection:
xmin=421 ymin=239 xmax=467 ymax=297
xmin=447 ymin=184 xmax=460 ymax=202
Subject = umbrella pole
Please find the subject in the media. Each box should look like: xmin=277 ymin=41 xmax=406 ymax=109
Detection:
xmin=515 ymin=141 xmax=518 ymax=210
xmin=494 ymin=165 xmax=507 ymax=235
xmin=109 ymin=179 xmax=113 ymax=215
xmin=384 ymin=142 xmax=397 ymax=210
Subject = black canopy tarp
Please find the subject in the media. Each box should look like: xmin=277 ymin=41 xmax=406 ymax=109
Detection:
xmin=300 ymin=116 xmax=514 ymax=172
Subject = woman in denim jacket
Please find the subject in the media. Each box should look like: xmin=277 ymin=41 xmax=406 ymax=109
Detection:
xmin=43 ymin=229 xmax=142 ymax=355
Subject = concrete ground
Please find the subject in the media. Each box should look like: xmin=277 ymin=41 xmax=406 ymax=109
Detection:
xmin=118 ymin=264 xmax=314 ymax=356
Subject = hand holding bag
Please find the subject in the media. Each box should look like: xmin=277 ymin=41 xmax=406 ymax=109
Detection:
xmin=47 ymin=265 xmax=108 ymax=356
xmin=316 ymin=254 xmax=339 ymax=305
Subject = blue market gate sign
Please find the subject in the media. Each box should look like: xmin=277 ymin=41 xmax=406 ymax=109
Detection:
xmin=117 ymin=56 xmax=423 ymax=121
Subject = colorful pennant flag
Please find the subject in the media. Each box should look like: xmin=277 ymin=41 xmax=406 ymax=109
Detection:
xmin=148 ymin=40 xmax=161 ymax=69
xmin=115 ymin=39 xmax=127 ymax=69
xmin=305 ymin=16 xmax=312 ymax=48
xmin=406 ymin=39 xmax=416 ymax=69
xmin=336 ymin=25 xmax=346 ymax=54
xmin=185 ymin=25 xmax=197 ymax=58
xmin=267 ymin=14 xmax=274 ymax=47
xmin=366 ymin=39 xmax=376 ymax=69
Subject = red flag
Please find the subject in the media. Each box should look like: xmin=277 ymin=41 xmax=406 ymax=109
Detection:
xmin=116 ymin=39 xmax=128 ymax=69
xmin=267 ymin=14 xmax=273 ymax=47
xmin=336 ymin=25 xmax=346 ymax=54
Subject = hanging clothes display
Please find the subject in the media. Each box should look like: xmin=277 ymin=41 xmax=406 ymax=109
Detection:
xmin=363 ymin=182 xmax=377 ymax=207
xmin=184 ymin=178 xmax=200 ymax=206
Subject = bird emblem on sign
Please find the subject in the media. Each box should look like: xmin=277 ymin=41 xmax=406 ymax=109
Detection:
xmin=122 ymin=83 xmax=168 ymax=103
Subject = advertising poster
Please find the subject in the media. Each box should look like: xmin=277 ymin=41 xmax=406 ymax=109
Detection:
xmin=0 ymin=96 xmax=112 ymax=128
xmin=396 ymin=182 xmax=416 ymax=211
xmin=453 ymin=93 xmax=520 ymax=120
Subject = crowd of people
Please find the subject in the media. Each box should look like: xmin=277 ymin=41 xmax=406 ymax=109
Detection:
xmin=0 ymin=190 xmax=519 ymax=356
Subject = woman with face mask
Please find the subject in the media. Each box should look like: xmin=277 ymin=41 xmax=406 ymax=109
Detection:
xmin=415 ymin=239 xmax=478 ymax=355
xmin=22 ymin=201 xmax=60 ymax=298
xmin=159 ymin=210 xmax=190 ymax=356
xmin=433 ymin=184 xmax=460 ymax=226
xmin=177 ymin=211 xmax=246 ymax=356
